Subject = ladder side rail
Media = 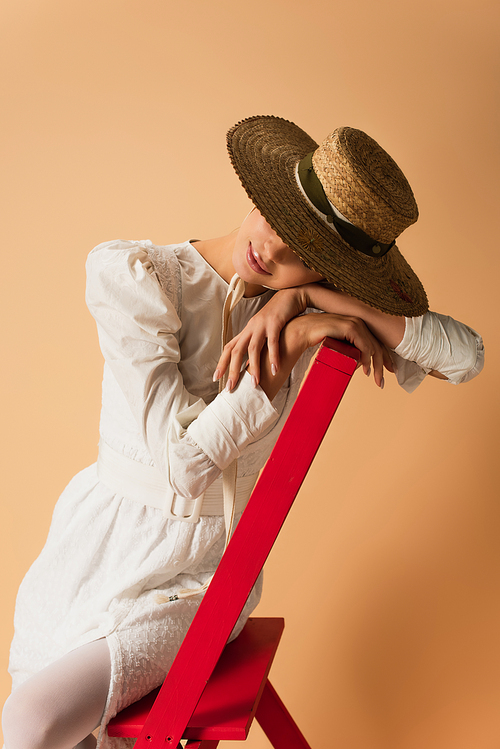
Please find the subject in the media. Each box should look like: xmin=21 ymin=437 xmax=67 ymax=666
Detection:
xmin=134 ymin=339 xmax=359 ymax=748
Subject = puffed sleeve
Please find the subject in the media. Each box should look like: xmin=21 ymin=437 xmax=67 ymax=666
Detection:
xmin=391 ymin=311 xmax=484 ymax=393
xmin=85 ymin=240 xmax=279 ymax=501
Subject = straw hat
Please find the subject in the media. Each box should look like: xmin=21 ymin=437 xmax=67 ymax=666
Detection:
xmin=227 ymin=115 xmax=428 ymax=316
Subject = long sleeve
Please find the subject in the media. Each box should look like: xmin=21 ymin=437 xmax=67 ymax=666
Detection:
xmin=86 ymin=240 xmax=279 ymax=501
xmin=391 ymin=311 xmax=484 ymax=393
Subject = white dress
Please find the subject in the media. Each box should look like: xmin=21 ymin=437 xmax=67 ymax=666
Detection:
xmin=7 ymin=239 xmax=484 ymax=748
xmin=8 ymin=239 xmax=316 ymax=749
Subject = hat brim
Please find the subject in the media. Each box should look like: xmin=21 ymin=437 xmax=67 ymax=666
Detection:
xmin=227 ymin=115 xmax=428 ymax=316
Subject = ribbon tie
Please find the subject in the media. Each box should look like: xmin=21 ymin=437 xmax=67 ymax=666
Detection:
xmin=161 ymin=274 xmax=246 ymax=603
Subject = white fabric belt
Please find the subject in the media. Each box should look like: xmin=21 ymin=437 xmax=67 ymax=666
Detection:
xmin=97 ymin=440 xmax=258 ymax=522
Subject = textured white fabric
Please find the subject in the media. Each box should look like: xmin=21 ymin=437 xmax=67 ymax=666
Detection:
xmin=392 ymin=311 xmax=484 ymax=393
xmin=7 ymin=240 xmax=315 ymax=749
xmin=188 ymin=370 xmax=279 ymax=470
xmin=96 ymin=440 xmax=258 ymax=518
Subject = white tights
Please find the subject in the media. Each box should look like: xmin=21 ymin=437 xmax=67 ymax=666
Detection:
xmin=2 ymin=638 xmax=111 ymax=749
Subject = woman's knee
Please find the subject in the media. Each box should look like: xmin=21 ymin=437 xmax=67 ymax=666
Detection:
xmin=2 ymin=639 xmax=111 ymax=749
xmin=2 ymin=687 xmax=56 ymax=749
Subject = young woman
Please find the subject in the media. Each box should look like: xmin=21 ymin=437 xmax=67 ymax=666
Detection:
xmin=2 ymin=116 xmax=483 ymax=749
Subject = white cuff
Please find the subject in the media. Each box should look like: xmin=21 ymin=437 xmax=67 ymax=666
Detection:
xmin=187 ymin=371 xmax=279 ymax=470
xmin=393 ymin=311 xmax=484 ymax=389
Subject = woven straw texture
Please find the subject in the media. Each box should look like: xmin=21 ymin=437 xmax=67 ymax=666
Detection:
xmin=227 ymin=115 xmax=428 ymax=316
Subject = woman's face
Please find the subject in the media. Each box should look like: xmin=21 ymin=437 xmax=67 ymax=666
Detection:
xmin=232 ymin=208 xmax=324 ymax=293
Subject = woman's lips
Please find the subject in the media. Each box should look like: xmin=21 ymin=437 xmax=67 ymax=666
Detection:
xmin=246 ymin=243 xmax=271 ymax=275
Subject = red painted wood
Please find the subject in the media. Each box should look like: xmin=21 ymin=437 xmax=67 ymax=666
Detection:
xmin=256 ymin=680 xmax=312 ymax=749
xmin=108 ymin=689 xmax=157 ymax=738
xmin=184 ymin=618 xmax=284 ymax=741
xmin=184 ymin=741 xmax=220 ymax=748
xmin=126 ymin=339 xmax=359 ymax=749
xmin=108 ymin=618 xmax=284 ymax=740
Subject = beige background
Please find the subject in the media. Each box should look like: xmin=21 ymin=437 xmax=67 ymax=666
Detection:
xmin=1 ymin=1 xmax=499 ymax=747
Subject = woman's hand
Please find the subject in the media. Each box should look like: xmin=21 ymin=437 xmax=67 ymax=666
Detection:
xmin=287 ymin=312 xmax=395 ymax=388
xmin=255 ymin=312 xmax=394 ymax=401
xmin=214 ymin=288 xmax=305 ymax=388
xmin=216 ymin=304 xmax=394 ymax=398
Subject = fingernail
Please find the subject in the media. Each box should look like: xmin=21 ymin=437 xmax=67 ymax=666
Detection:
xmin=380 ymin=376 xmax=385 ymax=390
xmin=366 ymin=365 xmax=371 ymax=377
xmin=251 ymin=375 xmax=257 ymax=388
xmin=271 ymin=363 xmax=277 ymax=376
xmin=224 ymin=378 xmax=233 ymax=392
xmin=213 ymin=369 xmax=221 ymax=382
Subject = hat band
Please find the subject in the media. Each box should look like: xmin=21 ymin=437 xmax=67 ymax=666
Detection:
xmin=296 ymin=152 xmax=395 ymax=258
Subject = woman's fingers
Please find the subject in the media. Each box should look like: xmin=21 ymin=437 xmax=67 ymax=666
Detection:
xmin=246 ymin=335 xmax=265 ymax=386
xmin=213 ymin=335 xmax=264 ymax=391
xmin=371 ymin=345 xmax=386 ymax=388
xmin=267 ymin=334 xmax=280 ymax=377
xmin=213 ymin=339 xmax=242 ymax=388
xmin=213 ymin=344 xmax=233 ymax=382
xmin=310 ymin=314 xmax=390 ymax=390
xmin=214 ymin=325 xmax=282 ymax=391
xmin=216 ymin=312 xmax=396 ymax=393
xmin=213 ymin=291 xmax=300 ymax=391
xmin=226 ymin=340 xmax=251 ymax=390
xmin=356 ymin=332 xmax=385 ymax=388
xmin=364 ymin=339 xmax=397 ymax=388
xmin=358 ymin=336 xmax=394 ymax=388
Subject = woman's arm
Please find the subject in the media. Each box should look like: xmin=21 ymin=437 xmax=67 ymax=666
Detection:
xmin=298 ymin=286 xmax=450 ymax=381
xmin=257 ymin=311 xmax=392 ymax=399
xmin=215 ymin=283 xmax=484 ymax=391
xmin=299 ymin=284 xmax=406 ymax=348
xmin=216 ymin=285 xmax=396 ymax=390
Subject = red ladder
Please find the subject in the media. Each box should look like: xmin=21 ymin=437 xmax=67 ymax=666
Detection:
xmin=108 ymin=338 xmax=359 ymax=748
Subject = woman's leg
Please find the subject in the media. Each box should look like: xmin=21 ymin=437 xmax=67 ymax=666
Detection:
xmin=2 ymin=637 xmax=111 ymax=749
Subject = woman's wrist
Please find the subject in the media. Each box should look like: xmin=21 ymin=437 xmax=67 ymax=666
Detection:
xmin=302 ymin=283 xmax=405 ymax=348
xmin=276 ymin=286 xmax=308 ymax=318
